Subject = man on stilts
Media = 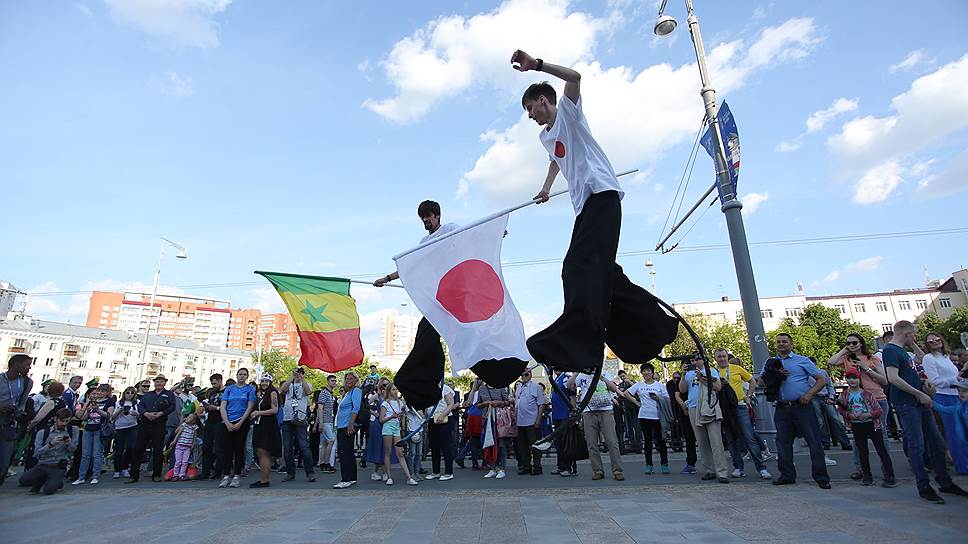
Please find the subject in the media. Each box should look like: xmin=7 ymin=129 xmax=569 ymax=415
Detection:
xmin=511 ymin=49 xmax=677 ymax=378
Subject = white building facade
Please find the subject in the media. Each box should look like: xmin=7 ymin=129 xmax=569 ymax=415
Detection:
xmin=674 ymin=269 xmax=968 ymax=335
xmin=1 ymin=314 xmax=256 ymax=394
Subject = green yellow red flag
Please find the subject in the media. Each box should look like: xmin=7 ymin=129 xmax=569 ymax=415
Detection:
xmin=254 ymin=271 xmax=364 ymax=372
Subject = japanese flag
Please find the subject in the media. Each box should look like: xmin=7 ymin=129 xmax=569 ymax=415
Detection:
xmin=394 ymin=214 xmax=531 ymax=377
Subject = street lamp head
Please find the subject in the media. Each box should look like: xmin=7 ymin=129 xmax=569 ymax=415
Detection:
xmin=175 ymin=250 xmax=188 ymax=260
xmin=645 ymin=259 xmax=654 ymax=268
xmin=654 ymin=14 xmax=677 ymax=37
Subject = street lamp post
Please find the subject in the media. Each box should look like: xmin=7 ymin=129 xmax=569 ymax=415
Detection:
xmin=654 ymin=0 xmax=774 ymax=443
xmin=136 ymin=237 xmax=188 ymax=381
xmin=645 ymin=259 xmax=657 ymax=294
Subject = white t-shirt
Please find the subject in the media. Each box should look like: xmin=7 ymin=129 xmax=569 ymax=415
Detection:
xmin=431 ymin=384 xmax=455 ymax=419
xmin=626 ymin=380 xmax=669 ymax=420
xmin=922 ymin=353 xmax=960 ymax=396
xmin=420 ymin=222 xmax=460 ymax=244
xmin=539 ymin=95 xmax=624 ymax=216
xmin=381 ymin=399 xmax=404 ymax=419
xmin=575 ymin=373 xmax=614 ymax=412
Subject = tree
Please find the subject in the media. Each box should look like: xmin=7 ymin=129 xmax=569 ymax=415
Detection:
xmin=252 ymin=351 xmax=397 ymax=391
xmin=916 ymin=308 xmax=968 ymax=349
xmin=766 ymin=304 xmax=878 ymax=376
xmin=915 ymin=312 xmax=945 ymax=345
xmin=661 ymin=313 xmax=753 ymax=372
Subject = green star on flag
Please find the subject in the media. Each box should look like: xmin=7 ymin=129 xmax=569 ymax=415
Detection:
xmin=302 ymin=301 xmax=330 ymax=324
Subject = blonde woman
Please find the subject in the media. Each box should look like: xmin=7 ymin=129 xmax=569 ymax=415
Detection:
xmin=381 ymin=385 xmax=418 ymax=486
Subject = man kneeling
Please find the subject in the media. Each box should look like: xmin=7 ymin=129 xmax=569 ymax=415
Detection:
xmin=19 ymin=408 xmax=76 ymax=495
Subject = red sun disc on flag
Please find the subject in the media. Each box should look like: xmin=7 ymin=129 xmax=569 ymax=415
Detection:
xmin=436 ymin=259 xmax=504 ymax=323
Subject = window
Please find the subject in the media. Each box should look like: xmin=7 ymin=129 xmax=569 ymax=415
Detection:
xmin=78 ymin=361 xmax=87 ymax=368
xmin=833 ymin=304 xmax=846 ymax=314
xmin=49 ymin=342 xmax=56 ymax=350
xmin=854 ymin=303 xmax=866 ymax=313
xmin=97 ymin=347 xmax=105 ymax=355
xmin=916 ymin=299 xmax=927 ymax=310
xmin=939 ymin=298 xmax=952 ymax=309
xmin=81 ymin=345 xmax=89 ymax=354
xmin=875 ymin=302 xmax=887 ymax=312
xmin=95 ymin=362 xmax=104 ymax=369
xmin=45 ymin=358 xmax=53 ymax=366
xmin=32 ymin=341 xmax=40 ymax=349
xmin=881 ymin=324 xmax=893 ymax=333
xmin=899 ymin=300 xmax=911 ymax=310
xmin=785 ymin=308 xmax=802 ymax=318
xmin=42 ymin=374 xmax=50 ymax=381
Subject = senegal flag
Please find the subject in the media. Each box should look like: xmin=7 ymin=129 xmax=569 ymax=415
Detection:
xmin=255 ymin=271 xmax=364 ymax=372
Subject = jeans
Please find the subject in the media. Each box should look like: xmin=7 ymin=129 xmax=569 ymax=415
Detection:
xmin=113 ymin=426 xmax=138 ymax=473
xmin=851 ymin=420 xmax=894 ymax=481
xmin=813 ymin=398 xmax=851 ymax=448
xmin=726 ymin=404 xmax=766 ymax=472
xmin=281 ymin=421 xmax=315 ymax=477
xmin=852 ymin=399 xmax=889 ymax=472
xmin=514 ymin=424 xmax=542 ymax=471
xmin=582 ymin=410 xmax=623 ymax=475
xmin=336 ymin=428 xmax=357 ymax=482
xmin=895 ymin=404 xmax=953 ymax=491
xmin=0 ymin=436 xmax=16 ymax=486
xmin=18 ymin=463 xmax=65 ymax=494
xmin=407 ymin=439 xmax=423 ymax=473
xmin=77 ymin=428 xmax=104 ymax=480
xmin=774 ymin=403 xmax=829 ymax=484
xmin=934 ymin=393 xmax=968 ymax=474
xmin=429 ymin=421 xmax=454 ymax=475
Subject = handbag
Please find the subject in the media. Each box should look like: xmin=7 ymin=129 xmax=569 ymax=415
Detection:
xmin=100 ymin=420 xmax=116 ymax=439
xmin=559 ymin=420 xmax=589 ymax=462
xmin=495 ymin=406 xmax=517 ymax=438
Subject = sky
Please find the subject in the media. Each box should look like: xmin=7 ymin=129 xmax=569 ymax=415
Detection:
xmin=3 ymin=0 xmax=967 ymax=355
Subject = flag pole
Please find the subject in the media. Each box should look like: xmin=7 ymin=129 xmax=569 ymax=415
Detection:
xmin=349 ymin=279 xmax=404 ymax=289
xmin=391 ymin=168 xmax=638 ymax=261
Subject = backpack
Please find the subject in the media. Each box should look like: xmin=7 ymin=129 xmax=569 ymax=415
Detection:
xmin=354 ymin=391 xmax=370 ymax=426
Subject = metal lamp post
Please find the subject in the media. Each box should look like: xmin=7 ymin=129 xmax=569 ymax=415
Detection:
xmin=136 ymin=237 xmax=188 ymax=381
xmin=654 ymin=0 xmax=774 ymax=443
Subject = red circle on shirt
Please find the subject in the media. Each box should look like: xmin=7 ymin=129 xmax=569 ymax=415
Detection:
xmin=435 ymin=259 xmax=504 ymax=323
xmin=554 ymin=141 xmax=566 ymax=158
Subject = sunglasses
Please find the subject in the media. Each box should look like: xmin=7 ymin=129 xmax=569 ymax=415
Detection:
xmin=927 ymin=338 xmax=941 ymax=343
xmin=846 ymin=341 xmax=859 ymax=346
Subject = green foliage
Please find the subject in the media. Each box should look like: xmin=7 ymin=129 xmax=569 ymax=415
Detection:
xmin=252 ymin=351 xmax=397 ymax=390
xmin=662 ymin=313 xmax=751 ymax=372
xmin=766 ymin=304 xmax=879 ymax=376
xmin=916 ymin=307 xmax=968 ymax=349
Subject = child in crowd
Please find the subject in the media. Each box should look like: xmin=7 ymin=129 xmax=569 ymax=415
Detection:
xmin=170 ymin=413 xmax=200 ymax=481
xmin=837 ymin=368 xmax=896 ymax=487
xmin=380 ymin=385 xmax=418 ymax=486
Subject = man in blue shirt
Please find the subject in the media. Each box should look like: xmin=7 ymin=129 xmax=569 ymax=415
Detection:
xmin=883 ymin=320 xmax=966 ymax=503
xmin=550 ymin=370 xmax=577 ymax=476
xmin=757 ymin=333 xmax=830 ymax=489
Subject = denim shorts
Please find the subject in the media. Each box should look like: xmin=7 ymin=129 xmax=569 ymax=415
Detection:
xmin=319 ymin=422 xmax=336 ymax=442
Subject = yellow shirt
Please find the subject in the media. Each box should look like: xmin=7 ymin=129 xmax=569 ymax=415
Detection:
xmin=721 ymin=363 xmax=752 ymax=402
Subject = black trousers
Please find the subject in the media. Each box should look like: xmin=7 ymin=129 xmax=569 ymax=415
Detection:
xmin=201 ymin=423 xmax=223 ymax=478
xmin=676 ymin=411 xmax=697 ymax=466
xmin=221 ymin=421 xmax=250 ymax=476
xmin=113 ymin=425 xmax=138 ymax=473
xmin=852 ymin=420 xmax=894 ymax=481
xmin=554 ymin=418 xmax=577 ymax=473
xmin=515 ymin=424 xmax=542 ymax=471
xmin=613 ymin=404 xmax=626 ymax=452
xmin=527 ymin=191 xmax=678 ymax=373
xmin=336 ymin=428 xmax=357 ymax=482
xmin=19 ymin=463 xmax=65 ymax=495
xmin=130 ymin=419 xmax=166 ymax=480
xmin=429 ymin=421 xmax=454 ymax=475
xmin=639 ymin=418 xmax=668 ymax=466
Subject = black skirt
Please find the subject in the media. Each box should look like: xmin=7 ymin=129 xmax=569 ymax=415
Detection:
xmin=252 ymin=417 xmax=282 ymax=458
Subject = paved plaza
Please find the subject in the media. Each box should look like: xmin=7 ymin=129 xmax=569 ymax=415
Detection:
xmin=2 ymin=446 xmax=966 ymax=543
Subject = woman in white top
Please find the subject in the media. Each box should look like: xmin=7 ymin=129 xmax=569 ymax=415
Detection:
xmin=922 ymin=332 xmax=968 ymax=474
xmin=380 ymin=385 xmax=417 ymax=486
xmin=626 ymin=363 xmax=669 ymax=474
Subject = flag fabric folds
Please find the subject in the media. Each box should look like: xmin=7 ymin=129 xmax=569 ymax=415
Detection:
xmin=255 ymin=271 xmax=364 ymax=372
xmin=393 ymin=214 xmax=531 ymax=376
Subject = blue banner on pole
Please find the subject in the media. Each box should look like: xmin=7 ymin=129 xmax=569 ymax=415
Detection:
xmin=699 ymin=101 xmax=740 ymax=204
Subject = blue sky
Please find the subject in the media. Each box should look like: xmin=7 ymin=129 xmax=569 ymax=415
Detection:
xmin=3 ymin=0 xmax=967 ymax=353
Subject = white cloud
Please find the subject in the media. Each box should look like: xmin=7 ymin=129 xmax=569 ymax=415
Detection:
xmin=823 ymin=270 xmax=840 ymax=283
xmin=103 ymin=0 xmax=232 ymax=49
xmin=740 ymin=191 xmax=768 ymax=214
xmin=775 ymin=139 xmax=801 ymax=153
xmin=364 ymin=0 xmax=602 ymax=124
xmin=25 ymin=279 xmax=183 ymax=324
xmin=889 ymin=49 xmax=925 ymax=73
xmin=460 ymin=17 xmax=820 ymax=203
xmin=358 ymin=308 xmax=395 ymax=354
xmin=828 ymin=54 xmax=968 ymax=202
xmin=248 ymin=287 xmax=286 ymax=314
xmin=916 ymin=148 xmax=968 ymax=197
xmin=152 ymin=71 xmax=194 ymax=96
xmin=852 ymin=160 xmax=903 ymax=204
xmin=845 ymin=256 xmax=882 ymax=273
xmin=805 ymin=97 xmax=858 ymax=133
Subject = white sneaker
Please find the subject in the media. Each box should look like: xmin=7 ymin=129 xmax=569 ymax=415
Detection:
xmin=333 ymin=481 xmax=356 ymax=489
xmin=229 ymin=476 xmax=241 ymax=488
xmin=824 ymin=456 xmax=837 ymax=466
xmin=72 ymin=479 xmax=85 ymax=486
xmin=218 ymin=476 xmax=230 ymax=488
xmin=381 ymin=472 xmax=389 ymax=481
xmin=730 ymin=469 xmax=744 ymax=478
xmin=484 ymin=469 xmax=497 ymax=478
xmin=121 ymin=469 xmax=130 ymax=478
xmin=406 ymin=478 xmax=419 ymax=486
xmin=385 ymin=478 xmax=394 ymax=486
xmin=496 ymin=470 xmax=506 ymax=479
xmin=90 ymin=479 xmax=99 ymax=485
xmin=425 ymin=473 xmax=440 ymax=480
xmin=759 ymin=469 xmax=772 ymax=479
xmin=371 ymin=472 xmax=382 ymax=481
xmin=439 ymin=474 xmax=454 ymax=481
xmin=113 ymin=472 xmax=122 ymax=479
